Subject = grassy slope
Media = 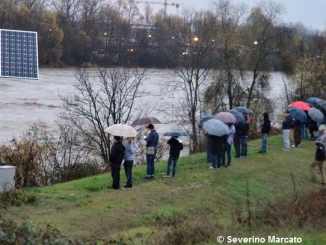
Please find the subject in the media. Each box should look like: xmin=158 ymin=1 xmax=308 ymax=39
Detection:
xmin=4 ymin=135 xmax=326 ymax=244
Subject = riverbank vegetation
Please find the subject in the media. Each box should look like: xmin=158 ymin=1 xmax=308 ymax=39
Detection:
xmin=1 ymin=135 xmax=326 ymax=244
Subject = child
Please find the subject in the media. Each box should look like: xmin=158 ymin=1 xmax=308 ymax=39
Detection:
xmin=164 ymin=136 xmax=183 ymax=177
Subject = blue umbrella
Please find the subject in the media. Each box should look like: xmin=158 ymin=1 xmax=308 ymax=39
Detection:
xmin=233 ymin=106 xmax=253 ymax=114
xmin=316 ymin=100 xmax=326 ymax=111
xmin=308 ymin=107 xmax=324 ymax=123
xmin=163 ymin=131 xmax=189 ymax=137
xmin=200 ymin=114 xmax=214 ymax=123
xmin=307 ymin=97 xmax=322 ymax=103
xmin=202 ymin=118 xmax=229 ymax=136
xmin=288 ymin=107 xmax=307 ymax=123
xmin=229 ymin=109 xmax=245 ymax=123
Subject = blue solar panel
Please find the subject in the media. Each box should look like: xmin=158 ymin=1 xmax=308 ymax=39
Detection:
xmin=0 ymin=29 xmax=39 ymax=79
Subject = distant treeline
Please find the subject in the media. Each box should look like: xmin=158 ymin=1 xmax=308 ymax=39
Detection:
xmin=0 ymin=0 xmax=325 ymax=70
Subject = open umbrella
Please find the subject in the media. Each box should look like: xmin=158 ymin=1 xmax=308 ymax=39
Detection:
xmin=308 ymin=107 xmax=324 ymax=123
xmin=315 ymin=133 xmax=326 ymax=143
xmin=104 ymin=124 xmax=137 ymax=137
xmin=316 ymin=100 xmax=326 ymax=111
xmin=288 ymin=107 xmax=307 ymax=123
xmin=233 ymin=106 xmax=253 ymax=114
xmin=202 ymin=118 xmax=229 ymax=136
xmin=307 ymin=97 xmax=323 ymax=103
xmin=214 ymin=111 xmax=237 ymax=124
xmin=229 ymin=109 xmax=245 ymax=123
xmin=288 ymin=101 xmax=312 ymax=111
xmin=131 ymin=116 xmax=162 ymax=126
xmin=163 ymin=131 xmax=189 ymax=137
xmin=200 ymin=114 xmax=214 ymax=123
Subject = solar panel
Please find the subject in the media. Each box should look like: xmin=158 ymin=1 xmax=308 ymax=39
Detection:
xmin=0 ymin=29 xmax=39 ymax=79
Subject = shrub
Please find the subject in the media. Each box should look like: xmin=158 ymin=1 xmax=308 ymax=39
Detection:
xmin=0 ymin=189 xmax=37 ymax=207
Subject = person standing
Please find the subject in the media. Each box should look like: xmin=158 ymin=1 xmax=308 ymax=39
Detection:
xmin=209 ymin=134 xmax=226 ymax=169
xmin=109 ymin=136 xmax=125 ymax=189
xmin=234 ymin=122 xmax=244 ymax=158
xmin=164 ymin=136 xmax=183 ymax=177
xmin=310 ymin=133 xmax=326 ymax=185
xmin=222 ymin=124 xmax=235 ymax=167
xmin=282 ymin=110 xmax=292 ymax=151
xmin=240 ymin=115 xmax=250 ymax=158
xmin=308 ymin=117 xmax=318 ymax=140
xmin=122 ymin=137 xmax=138 ymax=189
xmin=292 ymin=118 xmax=302 ymax=147
xmin=144 ymin=124 xmax=159 ymax=179
xmin=259 ymin=112 xmax=271 ymax=153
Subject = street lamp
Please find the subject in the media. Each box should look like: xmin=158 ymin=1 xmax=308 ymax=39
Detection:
xmin=104 ymin=32 xmax=108 ymax=51
xmin=194 ymin=37 xmax=198 ymax=42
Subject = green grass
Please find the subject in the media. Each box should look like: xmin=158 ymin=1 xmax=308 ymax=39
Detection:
xmin=3 ymin=135 xmax=326 ymax=244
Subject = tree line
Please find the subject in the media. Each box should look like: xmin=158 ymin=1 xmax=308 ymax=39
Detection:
xmin=0 ymin=0 xmax=324 ymax=70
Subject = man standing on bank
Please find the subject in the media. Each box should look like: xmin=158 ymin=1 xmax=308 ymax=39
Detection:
xmin=259 ymin=112 xmax=271 ymax=153
xmin=164 ymin=136 xmax=183 ymax=177
xmin=123 ymin=137 xmax=138 ymax=189
xmin=282 ymin=110 xmax=292 ymax=151
xmin=109 ymin=136 xmax=125 ymax=189
xmin=144 ymin=124 xmax=159 ymax=179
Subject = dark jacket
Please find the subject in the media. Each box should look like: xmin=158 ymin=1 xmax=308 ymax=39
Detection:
xmin=315 ymin=143 xmax=326 ymax=161
xmin=261 ymin=112 xmax=271 ymax=134
xmin=282 ymin=115 xmax=292 ymax=130
xmin=145 ymin=129 xmax=159 ymax=147
xmin=308 ymin=118 xmax=318 ymax=131
xmin=109 ymin=141 xmax=125 ymax=167
xmin=234 ymin=122 xmax=244 ymax=137
xmin=167 ymin=137 xmax=183 ymax=158
xmin=242 ymin=121 xmax=250 ymax=137
xmin=292 ymin=118 xmax=302 ymax=129
xmin=210 ymin=135 xmax=226 ymax=156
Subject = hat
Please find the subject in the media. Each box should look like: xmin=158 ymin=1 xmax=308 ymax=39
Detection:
xmin=146 ymin=124 xmax=154 ymax=129
xmin=114 ymin=136 xmax=121 ymax=141
xmin=285 ymin=110 xmax=290 ymax=114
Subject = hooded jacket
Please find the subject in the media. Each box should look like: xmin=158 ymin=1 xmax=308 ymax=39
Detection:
xmin=109 ymin=141 xmax=125 ymax=167
xmin=261 ymin=112 xmax=271 ymax=134
xmin=167 ymin=137 xmax=183 ymax=158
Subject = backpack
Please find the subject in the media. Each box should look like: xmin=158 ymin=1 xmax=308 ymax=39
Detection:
xmin=315 ymin=143 xmax=326 ymax=161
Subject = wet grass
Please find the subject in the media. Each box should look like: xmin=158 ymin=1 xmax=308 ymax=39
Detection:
xmin=3 ymin=134 xmax=326 ymax=244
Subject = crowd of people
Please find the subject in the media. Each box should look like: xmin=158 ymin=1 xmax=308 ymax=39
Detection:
xmin=108 ymin=105 xmax=326 ymax=189
xmin=206 ymin=113 xmax=253 ymax=170
xmin=108 ymin=123 xmax=183 ymax=189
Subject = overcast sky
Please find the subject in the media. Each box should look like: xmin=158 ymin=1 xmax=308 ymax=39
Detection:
xmin=145 ymin=0 xmax=326 ymax=31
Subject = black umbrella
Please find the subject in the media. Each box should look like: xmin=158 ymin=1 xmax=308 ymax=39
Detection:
xmin=163 ymin=131 xmax=189 ymax=137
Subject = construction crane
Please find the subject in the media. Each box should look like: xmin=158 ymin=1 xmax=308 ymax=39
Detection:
xmin=136 ymin=0 xmax=179 ymax=19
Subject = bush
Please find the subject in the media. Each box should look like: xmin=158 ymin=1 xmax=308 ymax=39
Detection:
xmin=0 ymin=215 xmax=131 ymax=244
xmin=0 ymin=123 xmax=104 ymax=188
xmin=0 ymin=189 xmax=37 ymax=207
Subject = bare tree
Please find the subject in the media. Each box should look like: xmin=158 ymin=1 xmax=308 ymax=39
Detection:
xmin=59 ymin=67 xmax=147 ymax=164
xmin=204 ymin=0 xmax=247 ymax=111
xmin=162 ymin=10 xmax=218 ymax=153
xmin=51 ymin=0 xmax=81 ymax=23
xmin=243 ymin=1 xmax=285 ymax=108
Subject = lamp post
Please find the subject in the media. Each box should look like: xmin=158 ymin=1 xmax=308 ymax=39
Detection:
xmin=104 ymin=32 xmax=108 ymax=65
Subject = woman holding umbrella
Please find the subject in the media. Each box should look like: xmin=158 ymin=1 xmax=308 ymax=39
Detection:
xmin=122 ymin=137 xmax=138 ymax=189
